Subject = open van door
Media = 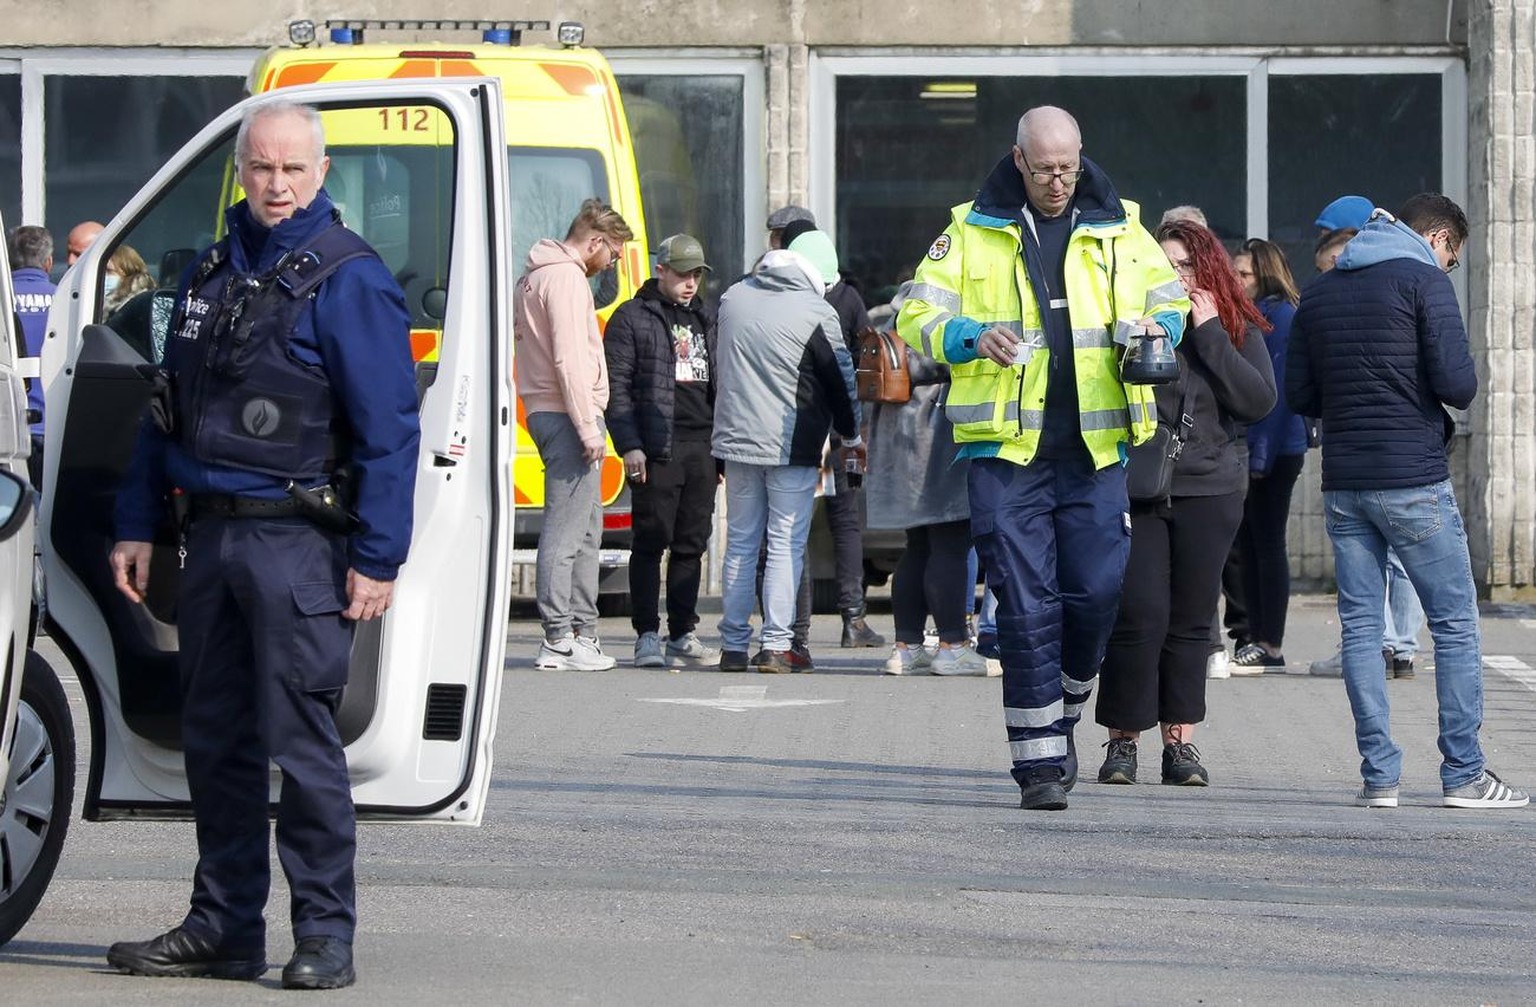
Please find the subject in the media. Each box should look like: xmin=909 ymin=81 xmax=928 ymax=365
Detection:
xmin=37 ymin=79 xmax=513 ymax=824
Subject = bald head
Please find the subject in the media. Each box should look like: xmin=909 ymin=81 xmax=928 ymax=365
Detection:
xmin=1012 ymin=106 xmax=1083 ymax=219
xmin=67 ymin=220 xmax=104 ymax=265
xmin=1016 ymin=106 xmax=1081 ymax=155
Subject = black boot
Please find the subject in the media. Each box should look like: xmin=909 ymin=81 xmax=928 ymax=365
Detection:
xmin=840 ymin=606 xmax=886 ymax=648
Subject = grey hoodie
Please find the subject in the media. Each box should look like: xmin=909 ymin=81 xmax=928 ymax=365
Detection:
xmin=712 ymin=250 xmax=861 ymax=467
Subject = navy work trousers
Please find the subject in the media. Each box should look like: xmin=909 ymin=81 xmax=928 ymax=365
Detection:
xmin=968 ymin=454 xmax=1130 ymax=788
xmin=176 ymin=516 xmax=357 ymax=952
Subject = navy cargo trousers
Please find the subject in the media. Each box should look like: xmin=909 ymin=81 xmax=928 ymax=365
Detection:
xmin=176 ymin=515 xmax=358 ymax=952
xmin=968 ymin=453 xmax=1131 ymax=789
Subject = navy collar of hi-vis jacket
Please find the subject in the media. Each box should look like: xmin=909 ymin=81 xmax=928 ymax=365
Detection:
xmin=966 ymin=153 xmax=1126 ymax=232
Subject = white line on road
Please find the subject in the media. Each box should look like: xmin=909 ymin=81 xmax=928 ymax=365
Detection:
xmin=1484 ymin=655 xmax=1536 ymax=693
xmin=640 ymin=685 xmax=845 ymax=713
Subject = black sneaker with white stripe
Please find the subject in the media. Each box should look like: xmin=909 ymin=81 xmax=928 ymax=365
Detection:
xmin=1443 ymin=770 xmax=1529 ymax=809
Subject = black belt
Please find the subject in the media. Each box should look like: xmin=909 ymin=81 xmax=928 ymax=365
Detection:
xmin=188 ymin=494 xmax=305 ymax=520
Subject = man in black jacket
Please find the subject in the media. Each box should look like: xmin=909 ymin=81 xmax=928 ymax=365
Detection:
xmin=1287 ymin=194 xmax=1526 ymax=811
xmin=605 ymin=234 xmax=721 ymax=668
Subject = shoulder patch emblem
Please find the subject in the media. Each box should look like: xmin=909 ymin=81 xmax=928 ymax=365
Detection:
xmin=926 ymin=234 xmax=951 ymax=261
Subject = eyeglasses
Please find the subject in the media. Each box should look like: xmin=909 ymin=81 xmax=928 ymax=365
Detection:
xmin=1170 ymin=259 xmax=1197 ymax=277
xmin=1021 ymin=156 xmax=1083 ymax=187
xmin=1442 ymin=232 xmax=1461 ymax=274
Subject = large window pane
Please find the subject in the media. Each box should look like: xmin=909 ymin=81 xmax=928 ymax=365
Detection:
xmin=0 ymin=74 xmax=19 ymax=236
xmin=617 ymin=74 xmax=745 ymax=294
xmin=1269 ymin=74 xmax=1441 ymax=278
xmin=44 ymin=75 xmax=245 ymax=259
xmin=837 ymin=76 xmax=1247 ymax=305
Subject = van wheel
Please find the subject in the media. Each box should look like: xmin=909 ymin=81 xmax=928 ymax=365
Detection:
xmin=0 ymin=651 xmax=75 ymax=949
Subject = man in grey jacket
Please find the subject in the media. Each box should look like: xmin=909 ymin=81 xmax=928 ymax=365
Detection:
xmin=713 ymin=242 xmax=862 ymax=673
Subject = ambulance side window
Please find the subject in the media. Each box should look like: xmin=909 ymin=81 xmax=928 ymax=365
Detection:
xmin=507 ymin=147 xmax=613 ymax=308
xmin=102 ymin=133 xmax=236 ymax=363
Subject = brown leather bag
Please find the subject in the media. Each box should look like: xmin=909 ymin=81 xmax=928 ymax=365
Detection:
xmin=855 ymin=326 xmax=911 ymax=404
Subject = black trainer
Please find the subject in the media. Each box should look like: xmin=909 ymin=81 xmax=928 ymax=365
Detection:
xmin=718 ymin=649 xmax=750 ymax=673
xmin=281 ymin=936 xmax=355 ymax=990
xmin=106 ymin=926 xmax=266 ymax=981
xmin=1097 ymin=737 xmax=1138 ymax=784
xmin=753 ymin=649 xmax=793 ymax=674
xmin=1386 ymin=647 xmax=1415 ymax=680
xmin=1062 ymin=733 xmax=1078 ymax=793
xmin=1161 ymin=741 xmax=1210 ymax=786
xmin=1018 ymin=765 xmax=1068 ymax=811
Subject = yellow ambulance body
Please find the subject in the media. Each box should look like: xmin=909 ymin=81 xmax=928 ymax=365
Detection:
xmin=246 ymin=23 xmax=646 ymax=546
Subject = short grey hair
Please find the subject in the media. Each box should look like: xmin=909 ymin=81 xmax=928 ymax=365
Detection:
xmin=1016 ymin=106 xmax=1081 ymax=153
xmin=235 ymin=99 xmax=326 ymax=163
xmin=1160 ymin=205 xmax=1209 ymax=228
xmin=7 ymin=225 xmax=54 ymax=270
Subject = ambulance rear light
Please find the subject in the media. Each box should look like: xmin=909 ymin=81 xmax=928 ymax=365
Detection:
xmin=557 ymin=22 xmax=585 ymax=47
xmin=603 ymin=512 xmax=632 ymax=532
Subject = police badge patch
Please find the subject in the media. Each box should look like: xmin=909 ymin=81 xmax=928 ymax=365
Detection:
xmin=926 ymin=234 xmax=951 ymax=260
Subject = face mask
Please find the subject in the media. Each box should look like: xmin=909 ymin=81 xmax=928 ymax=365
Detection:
xmin=103 ymin=274 xmax=120 ymax=297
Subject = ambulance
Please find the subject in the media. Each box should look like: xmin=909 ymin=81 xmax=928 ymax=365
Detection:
xmin=248 ymin=18 xmax=648 ymax=605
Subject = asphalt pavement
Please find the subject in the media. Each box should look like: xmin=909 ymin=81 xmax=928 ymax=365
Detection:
xmin=5 ymin=592 xmax=1536 ymax=1004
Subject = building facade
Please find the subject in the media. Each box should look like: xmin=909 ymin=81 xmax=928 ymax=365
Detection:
xmin=3 ymin=0 xmax=1531 ymax=593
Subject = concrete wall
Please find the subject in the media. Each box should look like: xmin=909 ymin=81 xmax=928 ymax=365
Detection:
xmin=0 ymin=0 xmax=1465 ymax=48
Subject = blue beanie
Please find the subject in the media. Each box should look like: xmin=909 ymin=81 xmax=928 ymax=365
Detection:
xmin=1315 ymin=195 xmax=1374 ymax=231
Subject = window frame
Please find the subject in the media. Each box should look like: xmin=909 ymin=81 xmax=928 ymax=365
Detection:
xmin=810 ymin=50 xmax=1465 ymax=249
xmin=13 ymin=50 xmax=259 ymax=226
xmin=605 ymin=49 xmax=764 ymax=276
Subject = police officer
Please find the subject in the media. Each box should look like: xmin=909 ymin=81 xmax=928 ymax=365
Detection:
xmin=897 ymin=106 xmax=1188 ymax=811
xmin=105 ymin=99 xmax=419 ymax=989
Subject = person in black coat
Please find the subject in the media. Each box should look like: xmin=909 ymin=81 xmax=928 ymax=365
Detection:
xmin=1095 ymin=219 xmax=1277 ymax=789
xmin=604 ymin=234 xmax=721 ymax=669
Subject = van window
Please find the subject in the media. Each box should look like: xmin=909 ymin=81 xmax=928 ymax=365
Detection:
xmin=508 ymin=147 xmax=616 ymax=308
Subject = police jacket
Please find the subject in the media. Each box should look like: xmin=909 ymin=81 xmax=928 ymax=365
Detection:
xmin=896 ymin=154 xmax=1189 ymax=470
xmin=12 ymin=266 xmax=54 ymax=437
xmin=115 ymin=192 xmax=420 ymax=580
xmin=603 ymin=279 xmax=716 ymax=462
xmin=1286 ymin=216 xmax=1473 ymax=492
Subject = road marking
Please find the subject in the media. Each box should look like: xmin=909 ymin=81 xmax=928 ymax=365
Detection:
xmin=1521 ymin=619 xmax=1536 ymax=631
xmin=640 ymin=685 xmax=845 ymax=713
xmin=1484 ymin=655 xmax=1536 ymax=693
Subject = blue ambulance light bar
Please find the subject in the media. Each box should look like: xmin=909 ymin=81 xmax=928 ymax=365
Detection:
xmin=286 ymin=19 xmax=555 ymax=47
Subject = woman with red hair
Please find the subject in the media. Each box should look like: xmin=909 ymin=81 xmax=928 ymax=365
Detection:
xmin=1093 ymin=219 xmax=1277 ymax=788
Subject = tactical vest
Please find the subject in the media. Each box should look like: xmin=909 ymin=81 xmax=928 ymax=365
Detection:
xmin=165 ymin=220 xmax=378 ymax=481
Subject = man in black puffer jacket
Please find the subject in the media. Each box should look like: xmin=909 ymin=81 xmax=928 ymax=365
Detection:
xmin=1288 ymin=193 xmax=1527 ymax=812
xmin=605 ymin=234 xmax=721 ymax=669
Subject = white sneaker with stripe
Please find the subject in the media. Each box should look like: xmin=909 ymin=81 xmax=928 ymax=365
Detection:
xmin=1443 ymin=770 xmax=1529 ymax=809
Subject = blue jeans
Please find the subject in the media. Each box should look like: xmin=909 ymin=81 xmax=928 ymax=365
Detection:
xmin=1384 ymin=549 xmax=1424 ymax=656
xmin=1325 ymin=480 xmax=1484 ymax=790
xmin=718 ymin=462 xmax=818 ymax=653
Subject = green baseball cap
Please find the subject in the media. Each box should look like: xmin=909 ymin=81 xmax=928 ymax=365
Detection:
xmin=656 ymin=233 xmax=711 ymax=273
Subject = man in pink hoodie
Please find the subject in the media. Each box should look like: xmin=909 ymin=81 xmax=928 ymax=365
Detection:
xmin=514 ymin=198 xmax=634 ymax=670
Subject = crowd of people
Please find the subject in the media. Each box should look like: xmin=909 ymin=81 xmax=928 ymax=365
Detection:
xmin=512 ymin=102 xmax=1526 ymax=817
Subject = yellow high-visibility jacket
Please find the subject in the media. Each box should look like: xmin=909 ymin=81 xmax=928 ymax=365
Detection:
xmin=896 ymin=157 xmax=1189 ymax=470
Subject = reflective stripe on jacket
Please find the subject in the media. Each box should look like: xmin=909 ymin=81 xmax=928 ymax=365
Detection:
xmin=896 ymin=190 xmax=1188 ymax=470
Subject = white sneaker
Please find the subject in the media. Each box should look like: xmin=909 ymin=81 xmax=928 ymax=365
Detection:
xmin=535 ymin=635 xmax=616 ymax=671
xmin=1443 ymin=770 xmax=1530 ymax=809
xmin=931 ymin=645 xmax=991 ymax=677
xmin=633 ymin=632 xmax=665 ymax=668
xmin=1206 ymin=650 xmax=1231 ymax=680
xmin=883 ymin=645 xmax=932 ymax=675
xmin=665 ymin=632 xmax=720 ymax=664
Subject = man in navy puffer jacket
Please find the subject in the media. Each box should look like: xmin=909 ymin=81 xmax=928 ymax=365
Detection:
xmin=1287 ymin=194 xmax=1527 ymax=811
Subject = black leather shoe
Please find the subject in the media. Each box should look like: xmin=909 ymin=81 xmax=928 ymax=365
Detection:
xmin=106 ymin=926 xmax=266 ymax=980
xmin=282 ymin=936 xmax=356 ymax=990
xmin=1018 ymin=766 xmax=1069 ymax=811
xmin=840 ymin=611 xmax=886 ymax=648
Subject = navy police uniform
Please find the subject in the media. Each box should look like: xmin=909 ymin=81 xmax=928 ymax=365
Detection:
xmin=114 ymin=189 xmax=418 ymax=954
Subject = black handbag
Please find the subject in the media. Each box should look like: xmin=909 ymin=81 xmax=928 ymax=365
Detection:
xmin=1125 ymin=383 xmax=1193 ymax=504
